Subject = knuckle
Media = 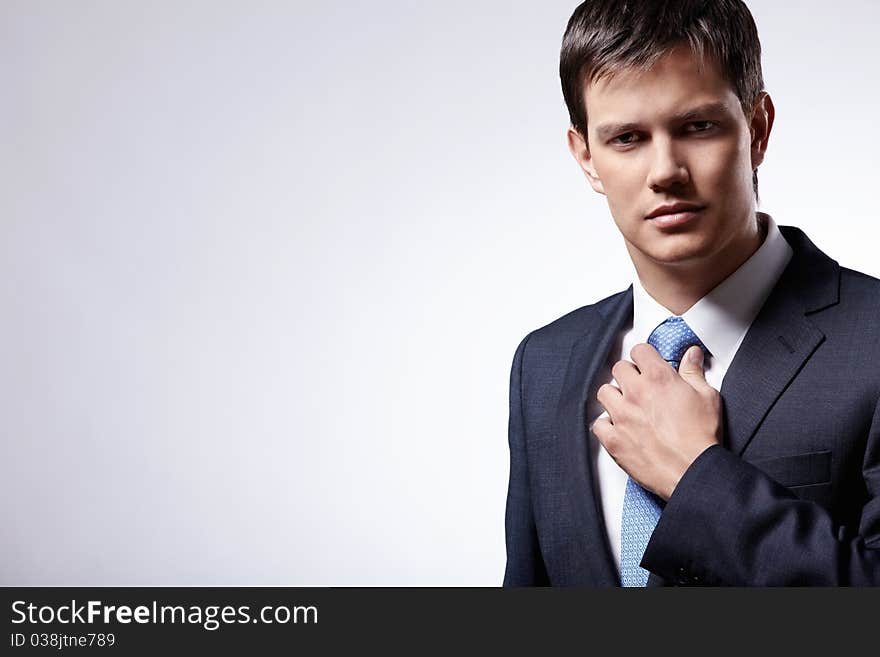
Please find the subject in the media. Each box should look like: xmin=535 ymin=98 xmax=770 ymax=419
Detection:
xmin=645 ymin=364 xmax=668 ymax=383
xmin=624 ymin=385 xmax=640 ymax=403
xmin=597 ymin=383 xmax=616 ymax=399
xmin=602 ymin=431 xmax=619 ymax=454
xmin=591 ymin=418 xmax=610 ymax=439
xmin=702 ymin=387 xmax=721 ymax=403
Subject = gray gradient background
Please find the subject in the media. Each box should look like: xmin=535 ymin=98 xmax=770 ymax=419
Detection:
xmin=2 ymin=1 xmax=878 ymax=585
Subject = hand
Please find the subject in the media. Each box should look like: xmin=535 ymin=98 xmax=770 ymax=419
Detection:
xmin=591 ymin=343 xmax=722 ymax=500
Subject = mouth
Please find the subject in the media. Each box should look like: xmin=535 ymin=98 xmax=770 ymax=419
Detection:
xmin=645 ymin=203 xmax=706 ymax=228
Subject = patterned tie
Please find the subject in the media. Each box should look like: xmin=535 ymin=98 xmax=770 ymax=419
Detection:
xmin=619 ymin=316 xmax=708 ymax=587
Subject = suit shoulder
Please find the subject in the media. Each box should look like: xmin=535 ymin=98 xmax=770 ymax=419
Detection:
xmin=517 ymin=288 xmax=629 ymax=353
xmin=827 ymin=266 xmax=880 ymax=357
xmin=510 ymin=288 xmax=627 ymax=403
xmin=834 ymin=267 xmax=880 ymax=395
xmin=840 ymin=265 xmax=880 ymax=291
xmin=838 ymin=266 xmax=880 ymax=314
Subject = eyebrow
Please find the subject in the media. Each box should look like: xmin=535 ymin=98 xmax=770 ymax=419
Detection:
xmin=594 ymin=102 xmax=732 ymax=140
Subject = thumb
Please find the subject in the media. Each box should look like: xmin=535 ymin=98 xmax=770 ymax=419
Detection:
xmin=678 ymin=346 xmax=708 ymax=387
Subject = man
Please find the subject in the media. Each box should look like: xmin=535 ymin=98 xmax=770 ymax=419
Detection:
xmin=504 ymin=0 xmax=880 ymax=586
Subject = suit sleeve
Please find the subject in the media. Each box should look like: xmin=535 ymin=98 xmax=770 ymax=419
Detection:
xmin=503 ymin=332 xmax=550 ymax=586
xmin=642 ymin=395 xmax=880 ymax=585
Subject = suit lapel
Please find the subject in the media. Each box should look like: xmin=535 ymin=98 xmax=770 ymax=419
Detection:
xmin=720 ymin=226 xmax=839 ymax=456
xmin=720 ymin=293 xmax=825 ymax=455
xmin=549 ymin=287 xmax=632 ymax=586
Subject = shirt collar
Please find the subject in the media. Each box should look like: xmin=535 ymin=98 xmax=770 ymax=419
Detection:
xmin=632 ymin=212 xmax=793 ymax=371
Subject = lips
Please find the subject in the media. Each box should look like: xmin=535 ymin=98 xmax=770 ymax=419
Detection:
xmin=645 ymin=202 xmax=705 ymax=220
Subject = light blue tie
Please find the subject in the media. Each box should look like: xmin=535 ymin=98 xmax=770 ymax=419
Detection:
xmin=619 ymin=316 xmax=708 ymax=587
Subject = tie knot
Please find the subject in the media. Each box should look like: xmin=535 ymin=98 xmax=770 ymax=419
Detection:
xmin=647 ymin=316 xmax=708 ymax=370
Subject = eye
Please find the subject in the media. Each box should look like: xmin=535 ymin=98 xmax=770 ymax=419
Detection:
xmin=610 ymin=132 xmax=640 ymax=146
xmin=686 ymin=121 xmax=716 ymax=133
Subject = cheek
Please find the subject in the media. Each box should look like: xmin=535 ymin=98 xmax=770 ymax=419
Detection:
xmin=596 ymin=158 xmax=644 ymax=210
xmin=696 ymin=140 xmax=752 ymax=197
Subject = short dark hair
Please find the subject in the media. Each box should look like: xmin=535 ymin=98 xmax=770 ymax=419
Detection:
xmin=560 ymin=0 xmax=765 ymax=196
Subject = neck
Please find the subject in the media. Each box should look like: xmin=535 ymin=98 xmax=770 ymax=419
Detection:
xmin=629 ymin=213 xmax=767 ymax=316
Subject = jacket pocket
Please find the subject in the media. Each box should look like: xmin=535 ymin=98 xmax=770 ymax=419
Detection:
xmin=748 ymin=450 xmax=832 ymax=488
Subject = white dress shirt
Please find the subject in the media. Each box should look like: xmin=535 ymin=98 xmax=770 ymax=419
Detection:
xmin=585 ymin=212 xmax=794 ymax=573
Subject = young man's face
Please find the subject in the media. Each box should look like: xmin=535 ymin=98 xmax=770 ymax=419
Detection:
xmin=568 ymin=46 xmax=773 ymax=269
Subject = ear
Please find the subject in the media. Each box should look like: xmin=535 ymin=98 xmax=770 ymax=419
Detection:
xmin=749 ymin=91 xmax=775 ymax=169
xmin=567 ymin=126 xmax=605 ymax=195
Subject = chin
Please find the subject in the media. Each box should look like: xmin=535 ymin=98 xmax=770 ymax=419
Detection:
xmin=635 ymin=235 xmax=716 ymax=266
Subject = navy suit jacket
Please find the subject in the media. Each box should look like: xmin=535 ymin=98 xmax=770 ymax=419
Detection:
xmin=504 ymin=225 xmax=880 ymax=586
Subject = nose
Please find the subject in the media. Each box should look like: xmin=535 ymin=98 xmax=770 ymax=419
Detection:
xmin=646 ymin=137 xmax=690 ymax=191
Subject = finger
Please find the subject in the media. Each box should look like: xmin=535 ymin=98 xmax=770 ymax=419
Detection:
xmin=677 ymin=345 xmax=711 ymax=390
xmin=611 ymin=358 xmax=641 ymax=392
xmin=630 ymin=342 xmax=669 ymax=375
xmin=596 ymin=382 xmax=623 ymax=420
xmin=590 ymin=416 xmax=614 ymax=448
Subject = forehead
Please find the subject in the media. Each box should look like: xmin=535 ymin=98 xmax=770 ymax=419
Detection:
xmin=584 ymin=46 xmax=742 ymax=130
